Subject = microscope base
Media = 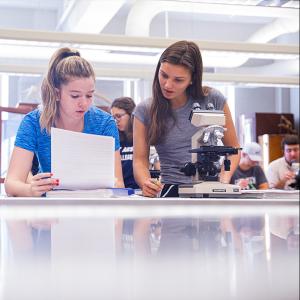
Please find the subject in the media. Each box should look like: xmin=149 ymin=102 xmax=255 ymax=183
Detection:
xmin=178 ymin=181 xmax=241 ymax=198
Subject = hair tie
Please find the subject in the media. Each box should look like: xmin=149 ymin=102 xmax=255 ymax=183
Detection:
xmin=62 ymin=51 xmax=80 ymax=60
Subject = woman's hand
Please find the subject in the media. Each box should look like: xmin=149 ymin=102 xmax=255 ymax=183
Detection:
xmin=142 ymin=178 xmax=163 ymax=197
xmin=29 ymin=172 xmax=59 ymax=197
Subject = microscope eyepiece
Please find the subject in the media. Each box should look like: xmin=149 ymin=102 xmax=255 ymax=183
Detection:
xmin=206 ymin=103 xmax=215 ymax=110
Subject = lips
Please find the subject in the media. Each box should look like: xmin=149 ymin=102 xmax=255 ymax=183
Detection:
xmin=163 ymin=89 xmax=174 ymax=97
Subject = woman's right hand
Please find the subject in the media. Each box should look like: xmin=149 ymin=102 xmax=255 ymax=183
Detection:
xmin=141 ymin=178 xmax=163 ymax=197
xmin=29 ymin=172 xmax=59 ymax=197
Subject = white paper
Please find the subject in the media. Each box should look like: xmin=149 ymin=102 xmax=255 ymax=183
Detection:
xmin=51 ymin=127 xmax=115 ymax=190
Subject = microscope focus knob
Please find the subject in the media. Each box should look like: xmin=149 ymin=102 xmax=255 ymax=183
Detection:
xmin=180 ymin=162 xmax=196 ymax=176
xmin=224 ymin=159 xmax=231 ymax=171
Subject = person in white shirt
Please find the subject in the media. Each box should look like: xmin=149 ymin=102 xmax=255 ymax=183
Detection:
xmin=267 ymin=135 xmax=299 ymax=190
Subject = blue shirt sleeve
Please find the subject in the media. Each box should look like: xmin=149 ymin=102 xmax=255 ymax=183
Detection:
xmin=14 ymin=110 xmax=38 ymax=152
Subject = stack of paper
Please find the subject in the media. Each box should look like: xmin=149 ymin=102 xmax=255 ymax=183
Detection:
xmin=46 ymin=188 xmax=134 ymax=198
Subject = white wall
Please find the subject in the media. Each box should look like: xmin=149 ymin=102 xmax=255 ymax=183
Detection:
xmin=235 ymin=87 xmax=277 ymax=118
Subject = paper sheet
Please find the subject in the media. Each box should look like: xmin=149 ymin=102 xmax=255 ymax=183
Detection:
xmin=51 ymin=127 xmax=115 ymax=190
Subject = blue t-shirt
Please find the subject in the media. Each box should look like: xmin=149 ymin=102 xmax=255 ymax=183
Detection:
xmin=120 ymin=140 xmax=139 ymax=189
xmin=15 ymin=106 xmax=120 ymax=173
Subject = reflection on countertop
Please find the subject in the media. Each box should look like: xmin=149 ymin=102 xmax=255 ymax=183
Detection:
xmin=0 ymin=196 xmax=299 ymax=300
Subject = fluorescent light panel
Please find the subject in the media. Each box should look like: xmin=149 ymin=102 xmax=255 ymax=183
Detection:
xmin=0 ymin=40 xmax=298 ymax=69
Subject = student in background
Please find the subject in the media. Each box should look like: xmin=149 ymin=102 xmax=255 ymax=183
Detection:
xmin=230 ymin=142 xmax=269 ymax=190
xmin=267 ymin=134 xmax=299 ymax=190
xmin=5 ymin=47 xmax=124 ymax=197
xmin=111 ymin=97 xmax=139 ymax=189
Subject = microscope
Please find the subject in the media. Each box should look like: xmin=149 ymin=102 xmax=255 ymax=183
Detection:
xmin=178 ymin=103 xmax=241 ymax=198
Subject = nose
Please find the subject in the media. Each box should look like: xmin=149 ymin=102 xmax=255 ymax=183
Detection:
xmin=78 ymin=97 xmax=90 ymax=108
xmin=164 ymin=78 xmax=172 ymax=89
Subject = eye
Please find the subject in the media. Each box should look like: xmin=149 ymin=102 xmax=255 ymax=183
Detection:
xmin=160 ymin=72 xmax=168 ymax=79
xmin=175 ymin=78 xmax=184 ymax=82
xmin=71 ymin=95 xmax=79 ymax=99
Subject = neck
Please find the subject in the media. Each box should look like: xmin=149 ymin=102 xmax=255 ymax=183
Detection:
xmin=170 ymin=94 xmax=188 ymax=109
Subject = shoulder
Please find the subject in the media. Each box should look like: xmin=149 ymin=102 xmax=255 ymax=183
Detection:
xmin=203 ymin=87 xmax=226 ymax=110
xmin=253 ymin=165 xmax=265 ymax=173
xmin=84 ymin=106 xmax=119 ymax=150
xmin=208 ymin=87 xmax=226 ymax=98
xmin=133 ymin=98 xmax=152 ymax=124
xmin=135 ymin=98 xmax=151 ymax=112
xmin=269 ymin=157 xmax=284 ymax=167
xmin=24 ymin=108 xmax=41 ymax=121
xmin=19 ymin=109 xmax=41 ymax=130
xmin=85 ymin=106 xmax=114 ymax=127
xmin=15 ymin=109 xmax=42 ymax=151
xmin=87 ymin=106 xmax=111 ymax=119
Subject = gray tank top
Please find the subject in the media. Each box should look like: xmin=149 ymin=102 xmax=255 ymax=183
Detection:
xmin=133 ymin=88 xmax=226 ymax=184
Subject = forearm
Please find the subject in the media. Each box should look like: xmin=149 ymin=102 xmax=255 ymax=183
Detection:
xmin=4 ymin=179 xmax=32 ymax=197
xmin=115 ymin=179 xmax=125 ymax=188
xmin=133 ymin=160 xmax=151 ymax=188
xmin=258 ymin=182 xmax=269 ymax=190
xmin=114 ymin=151 xmax=125 ymax=188
xmin=272 ymin=179 xmax=287 ymax=189
xmin=220 ymin=152 xmax=241 ymax=184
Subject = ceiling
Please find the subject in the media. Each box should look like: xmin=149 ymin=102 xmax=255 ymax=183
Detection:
xmin=0 ymin=0 xmax=298 ymax=85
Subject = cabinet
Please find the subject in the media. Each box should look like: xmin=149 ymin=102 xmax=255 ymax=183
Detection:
xmin=239 ymin=113 xmax=295 ymax=145
xmin=258 ymin=134 xmax=286 ymax=172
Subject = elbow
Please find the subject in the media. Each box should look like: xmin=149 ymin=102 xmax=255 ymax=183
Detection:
xmin=4 ymin=178 xmax=14 ymax=197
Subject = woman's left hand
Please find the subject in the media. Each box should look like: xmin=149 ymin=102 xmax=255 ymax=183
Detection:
xmin=29 ymin=172 xmax=59 ymax=197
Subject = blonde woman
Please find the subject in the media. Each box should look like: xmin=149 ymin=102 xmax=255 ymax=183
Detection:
xmin=5 ymin=47 xmax=124 ymax=197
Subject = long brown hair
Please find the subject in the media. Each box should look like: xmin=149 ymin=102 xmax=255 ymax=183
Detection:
xmin=149 ymin=40 xmax=208 ymax=145
xmin=40 ymin=47 xmax=95 ymax=133
xmin=111 ymin=97 xmax=136 ymax=143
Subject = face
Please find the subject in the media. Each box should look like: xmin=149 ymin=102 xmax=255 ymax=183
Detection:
xmin=158 ymin=62 xmax=192 ymax=103
xmin=242 ymin=153 xmax=259 ymax=167
xmin=284 ymin=144 xmax=299 ymax=163
xmin=57 ymin=77 xmax=95 ymax=121
xmin=111 ymin=107 xmax=130 ymax=132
